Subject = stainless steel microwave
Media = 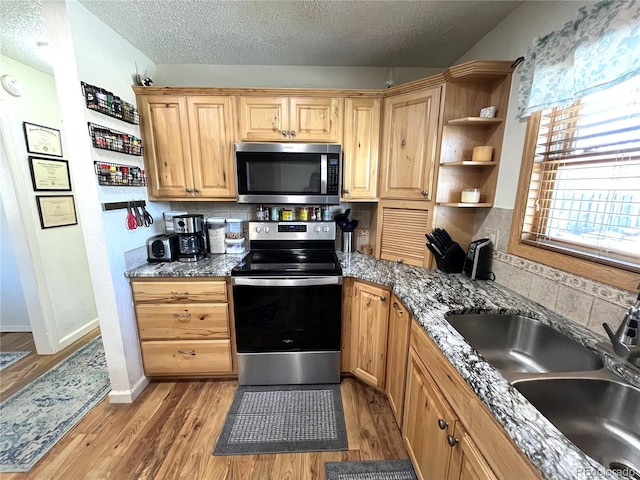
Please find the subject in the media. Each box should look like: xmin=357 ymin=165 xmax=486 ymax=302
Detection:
xmin=234 ymin=143 xmax=341 ymax=204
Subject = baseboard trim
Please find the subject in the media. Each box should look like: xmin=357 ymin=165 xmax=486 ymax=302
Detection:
xmin=58 ymin=317 xmax=100 ymax=350
xmin=0 ymin=324 xmax=33 ymax=332
xmin=107 ymin=375 xmax=150 ymax=404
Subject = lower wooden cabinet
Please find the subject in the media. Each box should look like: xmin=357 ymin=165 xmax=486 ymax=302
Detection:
xmin=130 ymin=278 xmax=235 ymax=377
xmin=385 ymin=293 xmax=411 ymax=427
xmin=447 ymin=424 xmax=499 ymax=480
xmin=349 ymin=280 xmax=390 ymax=389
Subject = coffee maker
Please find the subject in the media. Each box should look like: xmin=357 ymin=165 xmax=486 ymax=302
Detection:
xmin=173 ymin=214 xmax=206 ymax=262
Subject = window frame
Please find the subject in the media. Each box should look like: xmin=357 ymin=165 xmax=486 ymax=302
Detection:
xmin=508 ymin=111 xmax=640 ymax=291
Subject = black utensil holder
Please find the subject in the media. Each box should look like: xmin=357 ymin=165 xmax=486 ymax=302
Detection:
xmin=433 ymin=242 xmax=466 ymax=274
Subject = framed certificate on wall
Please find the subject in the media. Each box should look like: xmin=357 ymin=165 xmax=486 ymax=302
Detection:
xmin=28 ymin=156 xmax=71 ymax=191
xmin=35 ymin=195 xmax=78 ymax=229
xmin=23 ymin=122 xmax=63 ymax=157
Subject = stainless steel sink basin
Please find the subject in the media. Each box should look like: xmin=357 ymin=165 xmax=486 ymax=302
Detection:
xmin=514 ymin=378 xmax=640 ymax=478
xmin=445 ymin=314 xmax=603 ymax=373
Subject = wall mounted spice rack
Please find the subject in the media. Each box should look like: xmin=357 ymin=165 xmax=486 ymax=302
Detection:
xmin=81 ymin=82 xmax=139 ymax=124
xmin=88 ymin=123 xmax=143 ymax=156
xmin=94 ymin=161 xmax=146 ymax=187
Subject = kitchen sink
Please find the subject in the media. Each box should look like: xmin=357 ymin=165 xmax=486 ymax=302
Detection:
xmin=445 ymin=313 xmax=604 ymax=373
xmin=514 ymin=378 xmax=640 ymax=479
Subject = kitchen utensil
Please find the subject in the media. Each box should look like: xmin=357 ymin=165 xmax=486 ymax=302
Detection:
xmin=132 ymin=199 xmax=144 ymax=227
xmin=126 ymin=201 xmax=137 ymax=230
xmin=141 ymin=201 xmax=153 ymax=227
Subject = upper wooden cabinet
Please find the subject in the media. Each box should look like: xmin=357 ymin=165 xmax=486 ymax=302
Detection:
xmin=137 ymin=94 xmax=235 ymax=200
xmin=342 ymin=98 xmax=381 ymax=201
xmin=237 ymin=96 xmax=343 ymax=143
xmin=350 ymin=280 xmax=390 ymax=389
xmin=379 ymin=86 xmax=441 ymax=201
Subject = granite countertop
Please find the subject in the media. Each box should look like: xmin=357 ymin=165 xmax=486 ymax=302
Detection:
xmin=125 ymin=251 xmax=639 ymax=480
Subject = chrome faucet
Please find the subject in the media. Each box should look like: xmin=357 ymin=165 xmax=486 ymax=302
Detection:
xmin=603 ymin=291 xmax=640 ymax=368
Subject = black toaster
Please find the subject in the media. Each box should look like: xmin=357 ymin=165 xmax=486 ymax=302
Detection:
xmin=463 ymin=238 xmax=493 ymax=280
xmin=146 ymin=234 xmax=179 ymax=262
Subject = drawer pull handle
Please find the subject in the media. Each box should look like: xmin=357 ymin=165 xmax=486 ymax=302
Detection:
xmin=446 ymin=435 xmax=459 ymax=447
xmin=177 ymin=349 xmax=196 ymax=356
xmin=170 ymin=290 xmax=189 ymax=298
xmin=174 ymin=313 xmax=191 ymax=322
xmin=438 ymin=418 xmax=448 ymax=430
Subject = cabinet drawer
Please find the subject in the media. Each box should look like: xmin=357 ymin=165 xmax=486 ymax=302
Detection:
xmin=131 ymin=280 xmax=227 ymax=303
xmin=141 ymin=340 xmax=232 ymax=375
xmin=135 ymin=303 xmax=229 ymax=340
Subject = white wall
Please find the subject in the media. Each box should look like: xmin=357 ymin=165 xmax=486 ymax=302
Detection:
xmin=155 ymin=64 xmax=443 ymax=89
xmin=456 ymin=1 xmax=597 ymax=208
xmin=42 ymin=0 xmax=168 ymax=402
xmin=0 ymin=54 xmax=97 ymax=347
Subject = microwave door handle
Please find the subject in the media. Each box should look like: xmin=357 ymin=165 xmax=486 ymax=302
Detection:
xmin=320 ymin=155 xmax=327 ymax=194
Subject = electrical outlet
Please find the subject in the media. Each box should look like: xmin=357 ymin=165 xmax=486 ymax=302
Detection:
xmin=486 ymin=229 xmax=498 ymax=248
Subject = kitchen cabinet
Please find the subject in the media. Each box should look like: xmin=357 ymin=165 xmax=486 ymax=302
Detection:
xmin=406 ymin=321 xmax=542 ymax=480
xmin=130 ymin=279 xmax=235 ymax=376
xmin=136 ymin=94 xmax=235 ymax=200
xmin=379 ymin=86 xmax=441 ymax=200
xmin=434 ymin=62 xmax=513 ymax=247
xmin=385 ymin=293 xmax=411 ymax=427
xmin=342 ymin=98 xmax=381 ymax=201
xmin=376 ymin=199 xmax=432 ymax=267
xmin=350 ymin=280 xmax=390 ymax=389
xmin=237 ymin=96 xmax=343 ymax=143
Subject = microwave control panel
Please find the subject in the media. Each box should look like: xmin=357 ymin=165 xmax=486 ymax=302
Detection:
xmin=327 ymin=158 xmax=339 ymax=195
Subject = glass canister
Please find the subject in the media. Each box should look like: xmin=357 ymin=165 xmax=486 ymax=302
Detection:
xmin=206 ymin=217 xmax=226 ymax=254
xmin=225 ymin=218 xmax=244 ymax=239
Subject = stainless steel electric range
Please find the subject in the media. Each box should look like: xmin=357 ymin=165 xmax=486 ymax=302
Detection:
xmin=231 ymin=221 xmax=342 ymax=385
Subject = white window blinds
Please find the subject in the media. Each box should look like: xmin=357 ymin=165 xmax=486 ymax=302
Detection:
xmin=521 ymin=76 xmax=640 ymax=272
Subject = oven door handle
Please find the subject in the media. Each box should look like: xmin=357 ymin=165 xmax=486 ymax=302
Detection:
xmin=232 ymin=276 xmax=342 ymax=287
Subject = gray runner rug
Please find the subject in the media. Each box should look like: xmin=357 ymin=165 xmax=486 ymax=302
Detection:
xmin=213 ymin=384 xmax=347 ymax=455
xmin=0 ymin=351 xmax=29 ymax=371
xmin=325 ymin=460 xmax=418 ymax=480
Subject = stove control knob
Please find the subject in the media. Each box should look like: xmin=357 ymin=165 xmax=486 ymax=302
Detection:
xmin=322 ymin=226 xmax=330 ymax=232
xmin=314 ymin=226 xmax=321 ymax=232
xmin=264 ymin=226 xmax=270 ymax=233
xmin=255 ymin=226 xmax=262 ymax=233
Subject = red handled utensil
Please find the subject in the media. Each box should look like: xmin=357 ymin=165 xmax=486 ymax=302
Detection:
xmin=126 ymin=200 xmax=137 ymax=230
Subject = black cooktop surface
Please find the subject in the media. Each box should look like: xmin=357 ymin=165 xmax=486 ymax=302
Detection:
xmin=231 ymin=249 xmax=342 ymax=276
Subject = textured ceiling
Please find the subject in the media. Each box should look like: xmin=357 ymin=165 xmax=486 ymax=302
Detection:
xmin=1 ymin=1 xmax=521 ymax=75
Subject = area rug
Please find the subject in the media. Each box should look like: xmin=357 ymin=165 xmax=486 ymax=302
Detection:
xmin=325 ymin=460 xmax=418 ymax=480
xmin=0 ymin=351 xmax=29 ymax=371
xmin=0 ymin=336 xmax=110 ymax=472
xmin=213 ymin=384 xmax=347 ymax=455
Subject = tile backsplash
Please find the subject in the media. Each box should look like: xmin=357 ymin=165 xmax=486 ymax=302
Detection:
xmin=475 ymin=208 xmax=637 ymax=338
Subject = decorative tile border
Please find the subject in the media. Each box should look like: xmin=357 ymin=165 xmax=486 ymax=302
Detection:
xmin=492 ymin=250 xmax=636 ymax=309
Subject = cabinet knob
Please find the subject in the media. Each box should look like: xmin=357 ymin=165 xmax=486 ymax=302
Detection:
xmin=173 ymin=313 xmax=191 ymax=322
xmin=421 ymin=190 xmax=429 ymax=196
xmin=446 ymin=435 xmax=459 ymax=447
xmin=290 ymin=130 xmax=296 ymax=137
xmin=282 ymin=130 xmax=288 ymax=137
xmin=343 ymin=188 xmax=350 ymax=195
xmin=401 ymin=139 xmax=406 ymax=147
xmin=194 ymin=188 xmax=200 ymax=193
xmin=380 ymin=295 xmax=386 ymax=302
xmin=396 ymin=258 xmax=403 ymax=263
xmin=185 ymin=188 xmax=192 ymax=193
xmin=437 ymin=418 xmax=448 ymax=430
xmin=393 ymin=302 xmax=403 ymax=314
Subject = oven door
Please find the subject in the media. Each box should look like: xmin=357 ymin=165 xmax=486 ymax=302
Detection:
xmin=232 ymin=276 xmax=342 ymax=353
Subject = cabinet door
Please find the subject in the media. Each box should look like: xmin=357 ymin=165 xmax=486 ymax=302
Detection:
xmin=380 ymin=87 xmax=441 ymax=200
xmin=385 ymin=294 xmax=411 ymax=427
xmin=289 ymin=97 xmax=342 ymax=143
xmin=342 ymin=98 xmax=381 ymax=201
xmin=447 ymin=424 xmax=499 ymax=480
xmin=187 ymin=96 xmax=236 ymax=198
xmin=138 ymin=95 xmax=194 ymax=198
xmin=377 ymin=200 xmax=432 ymax=267
xmin=237 ymin=96 xmax=288 ymax=141
xmin=350 ymin=281 xmax=390 ymax=389
xmin=403 ymin=348 xmax=456 ymax=480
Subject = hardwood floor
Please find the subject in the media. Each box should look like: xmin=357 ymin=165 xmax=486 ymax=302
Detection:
xmin=2 ymin=375 xmax=408 ymax=480
xmin=0 ymin=329 xmax=100 ymax=400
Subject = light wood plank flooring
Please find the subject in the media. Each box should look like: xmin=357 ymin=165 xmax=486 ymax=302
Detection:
xmin=1 ymin=347 xmax=408 ymax=479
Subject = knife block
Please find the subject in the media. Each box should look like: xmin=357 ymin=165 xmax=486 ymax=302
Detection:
xmin=432 ymin=243 xmax=466 ymax=274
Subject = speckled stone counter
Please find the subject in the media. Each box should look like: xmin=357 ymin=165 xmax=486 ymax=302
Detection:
xmin=125 ymin=251 xmax=639 ymax=480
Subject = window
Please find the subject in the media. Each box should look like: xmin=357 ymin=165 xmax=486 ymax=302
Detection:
xmin=510 ymin=76 xmax=640 ymax=290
